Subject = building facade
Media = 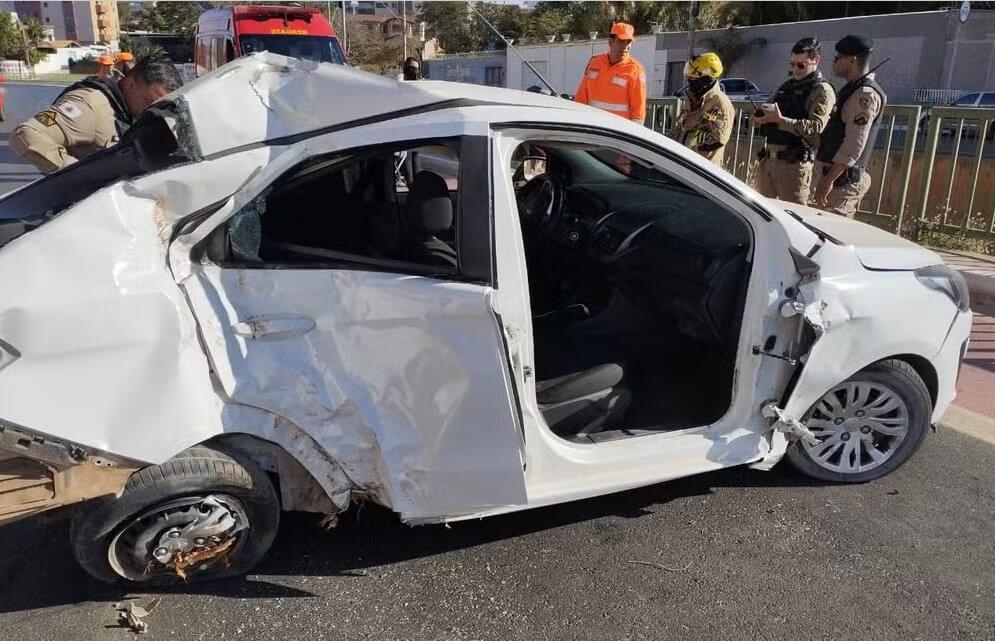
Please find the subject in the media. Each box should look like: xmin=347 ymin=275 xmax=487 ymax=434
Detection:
xmin=423 ymin=52 xmax=506 ymax=87
xmin=2 ymin=1 xmax=119 ymax=45
xmin=654 ymin=10 xmax=995 ymax=104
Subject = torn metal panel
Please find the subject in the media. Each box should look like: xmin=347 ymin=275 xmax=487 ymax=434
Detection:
xmin=171 ymin=53 xmax=589 ymax=159
xmin=0 ymin=451 xmax=136 ymax=526
xmin=181 ymin=265 xmax=528 ymax=521
xmin=762 ymin=404 xmax=819 ymax=446
xmin=0 ymin=184 xmax=224 ymax=463
xmin=774 ymin=244 xmax=967 ymax=441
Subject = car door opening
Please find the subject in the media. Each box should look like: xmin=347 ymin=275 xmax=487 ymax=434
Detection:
xmin=509 ymin=141 xmax=753 ymax=442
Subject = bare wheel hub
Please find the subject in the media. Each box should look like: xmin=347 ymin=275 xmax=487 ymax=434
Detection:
xmin=109 ymin=495 xmax=249 ymax=581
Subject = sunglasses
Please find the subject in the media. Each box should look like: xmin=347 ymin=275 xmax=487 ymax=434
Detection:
xmin=790 ymin=61 xmax=811 ymax=70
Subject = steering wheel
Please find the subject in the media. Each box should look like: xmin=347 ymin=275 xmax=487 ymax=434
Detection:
xmin=515 ymin=173 xmax=564 ymax=231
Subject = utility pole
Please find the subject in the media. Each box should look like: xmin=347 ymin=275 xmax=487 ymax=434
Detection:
xmin=686 ymin=0 xmax=697 ymax=62
xmin=341 ymin=0 xmax=348 ymax=52
xmin=402 ymin=0 xmax=407 ymax=61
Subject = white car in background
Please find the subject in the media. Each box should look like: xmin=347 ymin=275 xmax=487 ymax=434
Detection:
xmin=0 ymin=54 xmax=971 ymax=586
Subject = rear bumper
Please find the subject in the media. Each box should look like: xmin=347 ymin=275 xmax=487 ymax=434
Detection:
xmin=931 ymin=309 xmax=973 ymax=423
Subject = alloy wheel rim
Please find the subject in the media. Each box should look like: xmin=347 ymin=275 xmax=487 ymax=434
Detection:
xmin=803 ymin=381 xmax=910 ymax=474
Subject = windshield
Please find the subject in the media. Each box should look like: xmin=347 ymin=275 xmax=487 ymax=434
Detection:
xmin=238 ymin=34 xmax=346 ymax=64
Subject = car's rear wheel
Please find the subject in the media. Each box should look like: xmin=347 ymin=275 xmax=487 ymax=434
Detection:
xmin=70 ymin=445 xmax=280 ymax=586
xmin=787 ymin=359 xmax=932 ymax=483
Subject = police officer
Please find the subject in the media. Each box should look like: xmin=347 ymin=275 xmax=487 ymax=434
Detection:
xmin=752 ymin=37 xmax=835 ymax=205
xmin=668 ymin=52 xmax=735 ymax=167
xmin=575 ymin=23 xmax=647 ymax=123
xmin=813 ymin=35 xmax=887 ymax=217
xmin=12 ymin=55 xmax=183 ymax=175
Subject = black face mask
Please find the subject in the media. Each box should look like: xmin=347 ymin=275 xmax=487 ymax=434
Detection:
xmin=687 ymin=76 xmax=716 ymax=98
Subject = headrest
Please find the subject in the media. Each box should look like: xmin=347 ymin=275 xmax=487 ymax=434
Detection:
xmin=416 ymin=196 xmax=453 ymax=234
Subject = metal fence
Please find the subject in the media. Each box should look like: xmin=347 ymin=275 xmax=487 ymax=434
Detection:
xmin=1 ymin=73 xmax=89 ymax=84
xmin=646 ymin=97 xmax=995 ymax=251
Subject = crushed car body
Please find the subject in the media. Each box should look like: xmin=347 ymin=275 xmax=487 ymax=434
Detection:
xmin=0 ymin=54 xmax=971 ymax=584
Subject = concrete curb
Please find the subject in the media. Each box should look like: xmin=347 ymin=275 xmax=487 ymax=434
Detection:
xmin=938 ymin=404 xmax=995 ymax=446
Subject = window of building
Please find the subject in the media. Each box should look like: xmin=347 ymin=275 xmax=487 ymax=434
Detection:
xmin=485 ymin=66 xmax=505 ymax=87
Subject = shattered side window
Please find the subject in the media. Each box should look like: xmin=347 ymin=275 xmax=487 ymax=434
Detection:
xmin=216 ymin=139 xmax=463 ymax=276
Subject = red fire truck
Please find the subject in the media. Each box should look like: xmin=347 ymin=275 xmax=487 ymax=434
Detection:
xmin=195 ymin=5 xmax=347 ymax=77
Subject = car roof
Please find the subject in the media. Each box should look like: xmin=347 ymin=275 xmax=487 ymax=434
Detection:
xmin=167 ymin=53 xmax=592 ymax=158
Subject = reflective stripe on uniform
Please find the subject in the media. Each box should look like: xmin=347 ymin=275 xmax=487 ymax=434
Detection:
xmin=589 ymin=99 xmax=630 ymax=114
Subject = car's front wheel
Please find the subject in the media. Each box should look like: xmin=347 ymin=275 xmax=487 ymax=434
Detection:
xmin=787 ymin=359 xmax=932 ymax=483
xmin=70 ymin=445 xmax=280 ymax=586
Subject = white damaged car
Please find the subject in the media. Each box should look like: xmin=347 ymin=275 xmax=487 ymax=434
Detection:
xmin=0 ymin=55 xmax=971 ymax=585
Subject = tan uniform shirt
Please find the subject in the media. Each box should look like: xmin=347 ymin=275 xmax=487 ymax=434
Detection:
xmin=668 ymin=82 xmax=735 ymax=166
xmin=11 ymin=86 xmax=121 ymax=174
xmin=771 ymin=81 xmax=836 ymax=150
xmin=832 ymin=74 xmax=882 ymax=167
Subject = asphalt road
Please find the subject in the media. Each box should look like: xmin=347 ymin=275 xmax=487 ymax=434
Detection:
xmin=1 ymin=426 xmax=993 ymax=641
xmin=1 ymin=83 xmax=993 ymax=641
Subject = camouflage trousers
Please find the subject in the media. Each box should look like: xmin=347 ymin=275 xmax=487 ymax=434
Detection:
xmin=755 ymin=155 xmax=813 ymax=206
xmin=816 ymin=161 xmax=872 ymax=218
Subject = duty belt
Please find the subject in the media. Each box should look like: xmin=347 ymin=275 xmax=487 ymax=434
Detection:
xmin=758 ymin=146 xmax=814 ymax=164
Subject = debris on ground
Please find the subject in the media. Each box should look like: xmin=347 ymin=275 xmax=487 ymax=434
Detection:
xmin=114 ymin=598 xmax=161 ymax=634
xmin=341 ymin=568 xmax=370 ymax=577
xmin=627 ymin=559 xmax=694 ymax=572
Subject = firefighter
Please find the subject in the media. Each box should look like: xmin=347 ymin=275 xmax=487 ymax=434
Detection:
xmin=11 ymin=55 xmax=183 ymax=175
xmin=813 ymin=34 xmax=887 ymax=217
xmin=574 ymin=22 xmax=647 ymax=124
xmin=115 ymin=51 xmax=136 ymax=76
xmin=96 ymin=54 xmax=115 ymax=79
xmin=668 ymin=52 xmax=735 ymax=167
xmin=752 ymin=37 xmax=836 ymax=205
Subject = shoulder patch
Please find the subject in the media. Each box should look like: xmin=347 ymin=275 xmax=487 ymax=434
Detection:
xmin=34 ymin=109 xmax=58 ymax=127
xmin=55 ymin=101 xmax=83 ymax=120
xmin=859 ymin=96 xmax=871 ymax=110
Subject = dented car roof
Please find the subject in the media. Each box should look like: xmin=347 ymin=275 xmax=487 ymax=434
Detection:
xmin=173 ymin=53 xmax=591 ymax=158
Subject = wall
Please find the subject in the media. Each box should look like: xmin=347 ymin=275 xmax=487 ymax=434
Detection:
xmin=504 ymin=36 xmax=657 ymax=96
xmin=423 ymin=53 xmax=506 ymax=87
xmin=655 ymin=10 xmax=995 ymax=103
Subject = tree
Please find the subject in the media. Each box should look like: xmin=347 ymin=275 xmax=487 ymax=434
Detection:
xmin=527 ymin=6 xmax=570 ymax=40
xmin=419 ymin=1 xmax=479 ymax=53
xmin=140 ymin=1 xmax=220 ymax=36
xmin=0 ymin=13 xmax=22 ymax=60
xmin=699 ymin=25 xmax=766 ymax=74
xmin=348 ymin=29 xmax=404 ymax=74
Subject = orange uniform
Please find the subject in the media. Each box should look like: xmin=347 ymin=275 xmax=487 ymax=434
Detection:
xmin=574 ymin=52 xmax=647 ymax=122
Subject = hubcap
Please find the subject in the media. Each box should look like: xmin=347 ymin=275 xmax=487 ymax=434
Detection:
xmin=802 ymin=381 xmax=910 ymax=475
xmin=108 ymin=495 xmax=248 ymax=581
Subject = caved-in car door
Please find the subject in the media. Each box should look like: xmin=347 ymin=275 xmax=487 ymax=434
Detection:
xmin=171 ymin=132 xmax=528 ymax=522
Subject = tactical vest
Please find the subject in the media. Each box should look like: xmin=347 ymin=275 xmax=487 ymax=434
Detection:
xmin=816 ymin=75 xmax=887 ymax=170
xmin=55 ymin=76 xmax=133 ymax=138
xmin=761 ymin=73 xmax=825 ymax=149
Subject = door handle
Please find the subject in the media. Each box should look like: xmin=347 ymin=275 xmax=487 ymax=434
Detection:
xmin=231 ymin=316 xmax=316 ymax=340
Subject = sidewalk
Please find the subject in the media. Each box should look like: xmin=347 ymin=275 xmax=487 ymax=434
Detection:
xmin=934 ymin=248 xmax=995 ymax=306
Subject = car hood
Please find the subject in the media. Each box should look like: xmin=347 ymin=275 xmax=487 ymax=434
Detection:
xmin=773 ymin=200 xmax=942 ymax=270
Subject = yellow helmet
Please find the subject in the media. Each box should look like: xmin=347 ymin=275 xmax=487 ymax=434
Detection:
xmin=684 ymin=52 xmax=724 ymax=79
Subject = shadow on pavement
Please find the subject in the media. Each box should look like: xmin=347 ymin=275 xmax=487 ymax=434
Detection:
xmin=0 ymin=463 xmax=826 ymax=612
